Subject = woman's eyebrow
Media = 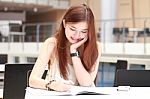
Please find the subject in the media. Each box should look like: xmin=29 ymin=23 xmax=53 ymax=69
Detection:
xmin=70 ymin=26 xmax=88 ymax=31
xmin=70 ymin=26 xmax=76 ymax=29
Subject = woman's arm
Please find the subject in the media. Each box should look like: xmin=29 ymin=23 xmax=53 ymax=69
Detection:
xmin=71 ymin=41 xmax=101 ymax=86
xmin=29 ymin=37 xmax=72 ymax=91
xmin=29 ymin=38 xmax=56 ymax=89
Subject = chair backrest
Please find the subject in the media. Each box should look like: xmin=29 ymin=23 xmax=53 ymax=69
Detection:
xmin=114 ymin=60 xmax=127 ymax=86
xmin=115 ymin=60 xmax=127 ymax=71
xmin=114 ymin=69 xmax=150 ymax=87
xmin=3 ymin=63 xmax=34 ymax=99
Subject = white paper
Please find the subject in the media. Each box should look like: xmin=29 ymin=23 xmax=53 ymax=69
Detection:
xmin=25 ymin=86 xmax=109 ymax=96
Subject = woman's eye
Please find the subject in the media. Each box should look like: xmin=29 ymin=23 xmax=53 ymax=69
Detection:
xmin=70 ymin=28 xmax=76 ymax=31
xmin=81 ymin=31 xmax=87 ymax=33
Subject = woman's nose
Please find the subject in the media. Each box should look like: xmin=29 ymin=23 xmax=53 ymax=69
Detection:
xmin=74 ymin=31 xmax=80 ymax=38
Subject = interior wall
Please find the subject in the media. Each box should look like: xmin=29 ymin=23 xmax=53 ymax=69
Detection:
xmin=116 ymin=0 xmax=150 ymax=28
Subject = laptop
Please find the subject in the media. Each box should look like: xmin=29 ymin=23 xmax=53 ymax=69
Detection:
xmin=3 ymin=63 xmax=34 ymax=99
xmin=114 ymin=69 xmax=150 ymax=87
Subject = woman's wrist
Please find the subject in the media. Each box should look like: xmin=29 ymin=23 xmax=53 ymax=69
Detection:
xmin=70 ymin=46 xmax=77 ymax=53
xmin=70 ymin=49 xmax=77 ymax=53
xmin=70 ymin=51 xmax=80 ymax=57
xmin=45 ymin=80 xmax=56 ymax=91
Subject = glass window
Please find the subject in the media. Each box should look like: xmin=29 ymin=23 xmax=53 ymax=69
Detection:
xmin=39 ymin=25 xmax=53 ymax=42
xmin=37 ymin=0 xmax=48 ymax=5
xmin=13 ymin=0 xmax=25 ymax=3
xmin=96 ymin=62 xmax=116 ymax=87
xmin=129 ymin=64 xmax=145 ymax=70
xmin=27 ymin=57 xmax=37 ymax=63
xmin=14 ymin=56 xmax=20 ymax=63
xmin=26 ymin=0 xmax=36 ymax=4
xmin=25 ymin=26 xmax=36 ymax=42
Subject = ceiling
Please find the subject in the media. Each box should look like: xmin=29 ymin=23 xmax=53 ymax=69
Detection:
xmin=0 ymin=1 xmax=55 ymax=14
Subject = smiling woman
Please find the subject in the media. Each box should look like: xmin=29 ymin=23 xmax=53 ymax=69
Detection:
xmin=29 ymin=4 xmax=101 ymax=92
xmin=63 ymin=21 xmax=88 ymax=44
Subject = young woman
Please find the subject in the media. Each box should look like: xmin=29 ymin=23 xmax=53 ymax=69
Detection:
xmin=29 ymin=4 xmax=101 ymax=92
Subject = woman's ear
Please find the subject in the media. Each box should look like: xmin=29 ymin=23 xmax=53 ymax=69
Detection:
xmin=63 ymin=19 xmax=66 ymax=28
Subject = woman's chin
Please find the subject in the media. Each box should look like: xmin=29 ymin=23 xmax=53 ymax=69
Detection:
xmin=68 ymin=39 xmax=77 ymax=44
xmin=69 ymin=40 xmax=78 ymax=44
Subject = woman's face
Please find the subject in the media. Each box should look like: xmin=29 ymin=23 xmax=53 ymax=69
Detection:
xmin=64 ymin=21 xmax=88 ymax=44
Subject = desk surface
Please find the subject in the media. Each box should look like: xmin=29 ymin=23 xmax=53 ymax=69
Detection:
xmin=25 ymin=86 xmax=150 ymax=99
xmin=0 ymin=89 xmax=3 ymax=99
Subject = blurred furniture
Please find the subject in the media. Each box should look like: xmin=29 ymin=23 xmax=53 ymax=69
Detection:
xmin=113 ymin=27 xmax=122 ymax=42
xmin=0 ymin=54 xmax=7 ymax=64
xmin=3 ymin=63 xmax=48 ymax=99
xmin=115 ymin=60 xmax=127 ymax=70
xmin=114 ymin=69 xmax=150 ymax=87
xmin=3 ymin=63 xmax=34 ymax=99
xmin=113 ymin=27 xmax=129 ymax=42
xmin=114 ymin=60 xmax=128 ymax=87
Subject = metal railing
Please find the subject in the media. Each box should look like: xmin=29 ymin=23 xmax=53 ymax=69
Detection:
xmin=99 ymin=17 xmax=150 ymax=54
xmin=1 ymin=18 xmax=150 ymax=55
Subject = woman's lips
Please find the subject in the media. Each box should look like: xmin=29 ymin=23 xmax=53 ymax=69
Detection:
xmin=71 ymin=37 xmax=82 ymax=42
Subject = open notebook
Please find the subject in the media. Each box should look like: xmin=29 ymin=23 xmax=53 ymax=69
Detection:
xmin=25 ymin=86 xmax=109 ymax=96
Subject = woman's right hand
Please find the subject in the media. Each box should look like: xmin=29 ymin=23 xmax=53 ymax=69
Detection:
xmin=70 ymin=36 xmax=88 ymax=52
xmin=50 ymin=81 xmax=72 ymax=92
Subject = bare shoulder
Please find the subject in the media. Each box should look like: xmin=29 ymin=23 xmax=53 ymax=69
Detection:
xmin=43 ymin=37 xmax=57 ymax=47
xmin=96 ymin=41 xmax=101 ymax=49
xmin=40 ymin=37 xmax=57 ymax=52
xmin=44 ymin=37 xmax=57 ymax=44
xmin=96 ymin=41 xmax=101 ymax=55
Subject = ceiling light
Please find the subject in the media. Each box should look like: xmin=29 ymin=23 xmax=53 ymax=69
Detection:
xmin=33 ymin=7 xmax=38 ymax=12
xmin=4 ymin=7 xmax=8 ymax=11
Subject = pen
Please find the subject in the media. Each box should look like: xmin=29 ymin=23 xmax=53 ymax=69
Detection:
xmin=63 ymin=80 xmax=75 ymax=85
xmin=117 ymin=86 xmax=130 ymax=91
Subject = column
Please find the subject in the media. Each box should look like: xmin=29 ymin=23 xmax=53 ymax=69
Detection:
xmin=101 ymin=0 xmax=117 ymax=43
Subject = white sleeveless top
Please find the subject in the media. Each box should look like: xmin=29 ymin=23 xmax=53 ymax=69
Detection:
xmin=48 ymin=57 xmax=79 ymax=85
xmin=46 ymin=37 xmax=95 ymax=86
xmin=47 ymin=57 xmax=95 ymax=86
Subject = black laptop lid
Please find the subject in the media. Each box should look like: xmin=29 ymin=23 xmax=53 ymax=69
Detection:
xmin=115 ymin=70 xmax=150 ymax=87
xmin=3 ymin=63 xmax=34 ymax=99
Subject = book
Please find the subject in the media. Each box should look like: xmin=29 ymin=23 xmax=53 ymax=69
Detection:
xmin=25 ymin=86 xmax=109 ymax=96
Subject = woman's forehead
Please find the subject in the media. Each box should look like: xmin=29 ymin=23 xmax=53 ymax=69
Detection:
xmin=67 ymin=22 xmax=88 ymax=29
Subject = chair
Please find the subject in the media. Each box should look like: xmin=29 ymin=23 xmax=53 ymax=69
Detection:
xmin=114 ymin=69 xmax=150 ymax=87
xmin=3 ymin=63 xmax=34 ymax=99
xmin=115 ymin=60 xmax=128 ymax=70
xmin=121 ymin=27 xmax=129 ymax=34
xmin=113 ymin=27 xmax=122 ymax=35
xmin=0 ymin=54 xmax=7 ymax=64
xmin=3 ymin=63 xmax=48 ymax=99
xmin=114 ymin=60 xmax=127 ymax=86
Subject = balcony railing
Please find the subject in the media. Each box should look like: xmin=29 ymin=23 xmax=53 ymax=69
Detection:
xmin=1 ymin=18 xmax=150 ymax=55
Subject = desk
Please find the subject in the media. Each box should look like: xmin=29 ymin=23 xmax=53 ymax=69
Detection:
xmin=25 ymin=86 xmax=150 ymax=99
xmin=0 ymin=89 xmax=3 ymax=99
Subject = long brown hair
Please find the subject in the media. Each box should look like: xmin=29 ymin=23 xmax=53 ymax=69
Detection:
xmin=55 ymin=4 xmax=98 ymax=79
